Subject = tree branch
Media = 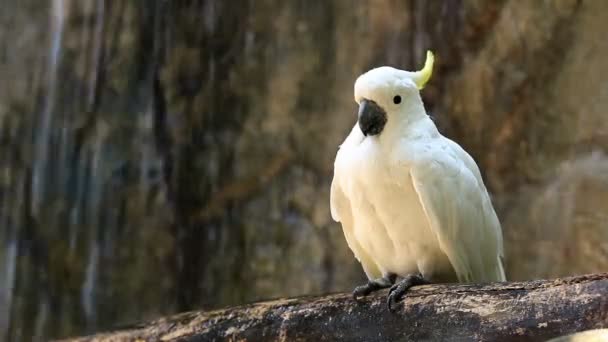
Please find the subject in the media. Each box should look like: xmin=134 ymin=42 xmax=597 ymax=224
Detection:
xmin=62 ymin=273 xmax=608 ymax=342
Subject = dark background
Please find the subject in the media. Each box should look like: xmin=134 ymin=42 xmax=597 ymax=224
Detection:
xmin=1 ymin=1 xmax=608 ymax=340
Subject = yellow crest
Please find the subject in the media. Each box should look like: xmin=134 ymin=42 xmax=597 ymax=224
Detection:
xmin=413 ymin=50 xmax=434 ymax=90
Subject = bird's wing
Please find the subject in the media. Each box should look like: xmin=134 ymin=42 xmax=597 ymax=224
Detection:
xmin=330 ymin=172 xmax=344 ymax=223
xmin=331 ymin=160 xmax=382 ymax=279
xmin=408 ymin=140 xmax=505 ymax=282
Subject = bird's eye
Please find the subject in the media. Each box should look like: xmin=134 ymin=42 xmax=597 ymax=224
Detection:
xmin=393 ymin=95 xmax=401 ymax=104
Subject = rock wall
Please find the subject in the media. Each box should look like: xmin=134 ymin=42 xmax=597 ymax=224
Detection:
xmin=1 ymin=0 xmax=607 ymax=340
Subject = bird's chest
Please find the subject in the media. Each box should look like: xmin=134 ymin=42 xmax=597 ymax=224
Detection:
xmin=338 ymin=141 xmax=413 ymax=211
xmin=337 ymin=142 xmax=438 ymax=274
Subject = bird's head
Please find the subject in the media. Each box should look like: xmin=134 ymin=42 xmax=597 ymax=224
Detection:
xmin=353 ymin=51 xmax=434 ymax=137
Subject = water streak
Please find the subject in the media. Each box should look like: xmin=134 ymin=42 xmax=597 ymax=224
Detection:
xmin=82 ymin=241 xmax=99 ymax=327
xmin=88 ymin=0 xmax=104 ymax=109
xmin=81 ymin=127 xmax=105 ymax=328
xmin=32 ymin=298 xmax=49 ymax=342
xmin=31 ymin=0 xmax=66 ymax=216
xmin=0 ymin=229 xmax=18 ymax=338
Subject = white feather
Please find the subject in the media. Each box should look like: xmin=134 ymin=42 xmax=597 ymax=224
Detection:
xmin=331 ymin=66 xmax=505 ymax=283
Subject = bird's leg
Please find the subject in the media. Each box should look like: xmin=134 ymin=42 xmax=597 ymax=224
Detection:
xmin=353 ymin=273 xmax=396 ymax=300
xmin=387 ymin=273 xmax=429 ymax=312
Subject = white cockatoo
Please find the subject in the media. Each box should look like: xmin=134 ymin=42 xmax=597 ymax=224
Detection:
xmin=330 ymin=51 xmax=506 ymax=310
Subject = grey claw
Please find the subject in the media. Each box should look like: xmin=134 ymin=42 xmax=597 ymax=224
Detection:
xmin=387 ymin=292 xmax=396 ymax=312
xmin=352 ymin=283 xmax=373 ymax=301
xmin=386 ymin=273 xmax=427 ymax=313
xmin=388 ymin=283 xmax=398 ymax=297
xmin=353 ymin=275 xmax=398 ymax=303
xmin=352 ymin=287 xmax=365 ymax=301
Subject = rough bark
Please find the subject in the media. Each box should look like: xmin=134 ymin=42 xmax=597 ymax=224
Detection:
xmin=62 ymin=274 xmax=608 ymax=342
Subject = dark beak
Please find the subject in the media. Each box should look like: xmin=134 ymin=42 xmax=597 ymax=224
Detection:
xmin=358 ymin=99 xmax=387 ymax=136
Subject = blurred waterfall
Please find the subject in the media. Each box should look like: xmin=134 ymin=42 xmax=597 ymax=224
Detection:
xmin=31 ymin=0 xmax=65 ymax=216
xmin=0 ymin=0 xmax=435 ymax=339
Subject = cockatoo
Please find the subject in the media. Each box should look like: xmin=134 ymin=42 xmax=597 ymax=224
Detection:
xmin=330 ymin=51 xmax=506 ymax=311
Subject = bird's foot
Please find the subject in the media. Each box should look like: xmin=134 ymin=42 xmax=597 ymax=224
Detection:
xmin=387 ymin=273 xmax=429 ymax=312
xmin=352 ymin=274 xmax=396 ymax=301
